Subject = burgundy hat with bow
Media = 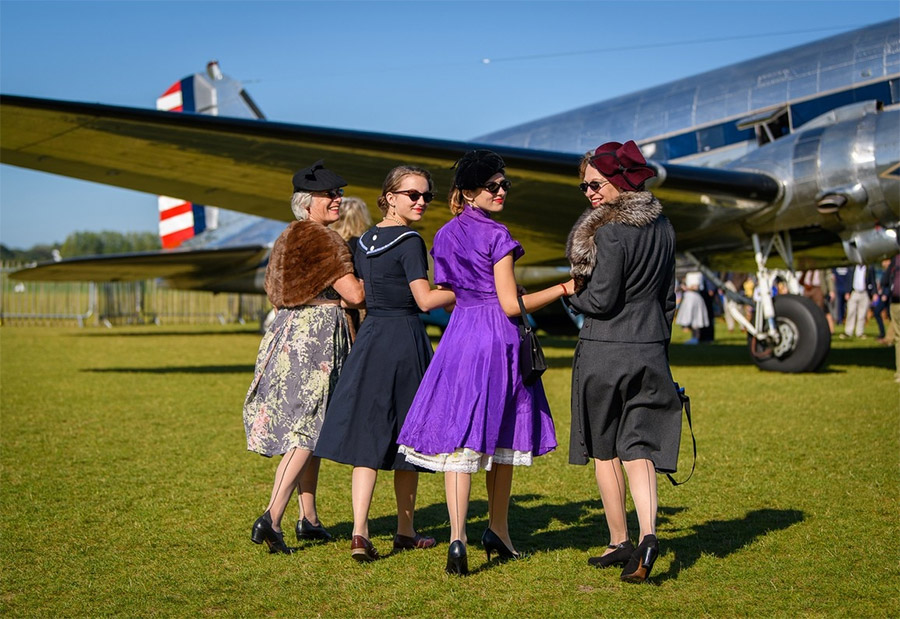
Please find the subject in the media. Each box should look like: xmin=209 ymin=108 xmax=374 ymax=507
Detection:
xmin=589 ymin=140 xmax=656 ymax=191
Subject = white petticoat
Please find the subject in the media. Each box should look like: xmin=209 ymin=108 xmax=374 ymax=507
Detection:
xmin=398 ymin=446 xmax=533 ymax=473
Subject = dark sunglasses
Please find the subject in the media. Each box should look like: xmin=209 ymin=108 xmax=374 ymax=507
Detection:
xmin=579 ymin=180 xmax=611 ymax=193
xmin=391 ymin=189 xmax=434 ymax=203
xmin=315 ymin=188 xmax=344 ymax=199
xmin=483 ymin=179 xmax=511 ymax=194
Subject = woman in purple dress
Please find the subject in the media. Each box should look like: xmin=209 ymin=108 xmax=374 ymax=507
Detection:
xmin=398 ymin=150 xmax=574 ymax=575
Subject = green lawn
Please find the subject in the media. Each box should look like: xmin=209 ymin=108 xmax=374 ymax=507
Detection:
xmin=1 ymin=323 xmax=897 ymax=617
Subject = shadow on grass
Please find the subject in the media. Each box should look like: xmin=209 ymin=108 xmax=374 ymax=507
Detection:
xmin=83 ymin=365 xmax=253 ymax=374
xmin=821 ymin=345 xmax=893 ymax=370
xmin=329 ymin=494 xmax=803 ymax=581
xmin=77 ymin=329 xmax=259 ymax=337
xmin=654 ymin=507 xmax=805 ymax=583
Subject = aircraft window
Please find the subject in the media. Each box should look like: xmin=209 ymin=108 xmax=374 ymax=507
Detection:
xmin=757 ymin=110 xmax=791 ymax=146
xmin=790 ymin=81 xmax=894 ymax=127
xmin=664 ymin=132 xmax=698 ymax=159
xmin=697 ymin=123 xmax=755 ymax=152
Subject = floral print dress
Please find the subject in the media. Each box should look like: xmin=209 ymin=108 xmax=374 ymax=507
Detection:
xmin=243 ymin=289 xmax=350 ymax=457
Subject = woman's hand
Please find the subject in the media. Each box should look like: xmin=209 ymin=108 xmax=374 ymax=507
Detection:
xmin=409 ymin=279 xmax=455 ymax=312
xmin=332 ymin=273 xmax=365 ymax=307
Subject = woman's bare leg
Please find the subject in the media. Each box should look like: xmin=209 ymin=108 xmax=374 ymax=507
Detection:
xmin=622 ymin=458 xmax=658 ymax=540
xmin=350 ymin=466 xmax=378 ymax=538
xmin=394 ymin=470 xmax=419 ymax=537
xmin=485 ymin=463 xmax=516 ymax=553
xmin=595 ymin=457 xmax=628 ymax=552
xmin=445 ymin=471 xmax=471 ymax=544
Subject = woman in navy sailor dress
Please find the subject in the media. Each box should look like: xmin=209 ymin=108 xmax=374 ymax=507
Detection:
xmin=315 ymin=166 xmax=454 ymax=562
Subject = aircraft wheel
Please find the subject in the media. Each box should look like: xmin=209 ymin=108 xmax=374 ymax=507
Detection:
xmin=748 ymin=294 xmax=830 ymax=373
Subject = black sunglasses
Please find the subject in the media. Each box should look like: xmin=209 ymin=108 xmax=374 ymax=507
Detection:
xmin=579 ymin=180 xmax=611 ymax=193
xmin=315 ymin=188 xmax=344 ymax=199
xmin=483 ymin=179 xmax=511 ymax=194
xmin=392 ymin=189 xmax=434 ymax=203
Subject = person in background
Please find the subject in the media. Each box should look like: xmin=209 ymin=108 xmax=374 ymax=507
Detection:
xmin=244 ymin=161 xmax=364 ymax=554
xmin=565 ymin=141 xmax=682 ymax=584
xmin=887 ymin=255 xmax=900 ymax=381
xmin=675 ymin=271 xmax=708 ymax=345
xmin=832 ymin=266 xmax=851 ymax=325
xmin=330 ymin=196 xmax=373 ymax=246
xmin=329 ymin=196 xmax=373 ymax=342
xmin=842 ymin=264 xmax=874 ymax=339
xmin=876 ymin=258 xmax=893 ymax=345
xmin=800 ymin=269 xmax=835 ymax=334
xmin=315 ymin=165 xmax=454 ymax=562
xmin=397 ymin=150 xmax=570 ymax=576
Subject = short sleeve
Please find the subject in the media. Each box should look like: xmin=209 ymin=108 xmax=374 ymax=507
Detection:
xmin=490 ymin=225 xmax=524 ymax=264
xmin=352 ymin=237 xmax=365 ymax=277
xmin=397 ymin=235 xmax=429 ymax=283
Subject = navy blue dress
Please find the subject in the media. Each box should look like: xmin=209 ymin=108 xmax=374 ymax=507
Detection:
xmin=315 ymin=225 xmax=433 ymax=471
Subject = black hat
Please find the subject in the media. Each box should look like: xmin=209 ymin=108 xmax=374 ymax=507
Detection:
xmin=292 ymin=160 xmax=348 ymax=192
xmin=452 ymin=150 xmax=506 ymax=190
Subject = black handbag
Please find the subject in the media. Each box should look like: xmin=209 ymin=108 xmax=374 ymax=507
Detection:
xmin=517 ymin=297 xmax=547 ymax=386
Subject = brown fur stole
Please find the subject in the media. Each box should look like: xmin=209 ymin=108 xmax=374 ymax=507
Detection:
xmin=565 ymin=191 xmax=663 ymax=292
xmin=265 ymin=220 xmax=354 ymax=308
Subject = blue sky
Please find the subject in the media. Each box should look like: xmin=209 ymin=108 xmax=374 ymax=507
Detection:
xmin=1 ymin=0 xmax=897 ymax=248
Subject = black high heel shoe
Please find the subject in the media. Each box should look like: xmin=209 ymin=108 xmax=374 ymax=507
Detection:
xmin=250 ymin=510 xmax=294 ymax=555
xmin=445 ymin=540 xmax=468 ymax=575
xmin=620 ymin=534 xmax=658 ymax=583
xmin=295 ymin=517 xmax=333 ymax=542
xmin=587 ymin=539 xmax=634 ymax=569
xmin=481 ymin=528 xmax=520 ymax=561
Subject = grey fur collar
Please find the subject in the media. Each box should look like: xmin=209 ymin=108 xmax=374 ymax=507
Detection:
xmin=566 ymin=191 xmax=662 ymax=291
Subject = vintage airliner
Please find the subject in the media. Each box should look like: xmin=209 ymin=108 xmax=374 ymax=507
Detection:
xmin=2 ymin=19 xmax=898 ymax=372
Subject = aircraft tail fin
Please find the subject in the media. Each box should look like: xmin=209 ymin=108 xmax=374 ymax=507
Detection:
xmin=155 ymin=61 xmax=263 ymax=249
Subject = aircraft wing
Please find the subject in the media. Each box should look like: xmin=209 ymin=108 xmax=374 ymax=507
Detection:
xmin=10 ymin=245 xmax=270 ymax=293
xmin=1 ymin=94 xmax=784 ymax=267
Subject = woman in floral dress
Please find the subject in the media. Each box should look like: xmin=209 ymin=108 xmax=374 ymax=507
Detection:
xmin=244 ymin=161 xmax=364 ymax=554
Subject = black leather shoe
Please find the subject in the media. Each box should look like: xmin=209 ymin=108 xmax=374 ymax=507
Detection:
xmin=251 ymin=511 xmax=295 ymax=555
xmin=620 ymin=534 xmax=658 ymax=583
xmin=588 ymin=540 xmax=634 ymax=569
xmin=482 ymin=528 xmax=519 ymax=561
xmin=295 ymin=517 xmax=333 ymax=542
xmin=251 ymin=511 xmax=273 ymax=545
xmin=445 ymin=540 xmax=468 ymax=575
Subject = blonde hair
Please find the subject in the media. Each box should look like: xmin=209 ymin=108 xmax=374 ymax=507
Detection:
xmin=578 ymin=151 xmax=595 ymax=178
xmin=448 ymin=187 xmax=467 ymax=216
xmin=377 ymin=166 xmax=433 ymax=215
xmin=290 ymin=191 xmax=312 ymax=220
xmin=330 ymin=197 xmax=372 ymax=241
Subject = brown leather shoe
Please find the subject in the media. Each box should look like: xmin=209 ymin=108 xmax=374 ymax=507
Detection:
xmin=393 ymin=532 xmax=437 ymax=551
xmin=350 ymin=535 xmax=379 ymax=562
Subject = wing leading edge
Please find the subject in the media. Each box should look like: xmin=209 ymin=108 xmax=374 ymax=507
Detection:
xmin=11 ymin=245 xmax=270 ymax=293
xmin=1 ymin=94 xmax=782 ymax=267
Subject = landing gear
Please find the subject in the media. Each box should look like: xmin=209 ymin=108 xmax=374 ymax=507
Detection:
xmin=685 ymin=230 xmax=832 ymax=373
xmin=749 ymin=294 xmax=831 ymax=372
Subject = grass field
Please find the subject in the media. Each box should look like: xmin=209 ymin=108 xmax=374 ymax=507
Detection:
xmin=1 ymin=322 xmax=897 ymax=617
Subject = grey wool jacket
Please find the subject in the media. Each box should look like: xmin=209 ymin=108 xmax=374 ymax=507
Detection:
xmin=565 ymin=191 xmax=677 ymax=343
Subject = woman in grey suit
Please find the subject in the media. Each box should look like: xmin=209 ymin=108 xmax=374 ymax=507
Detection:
xmin=565 ymin=141 xmax=682 ymax=584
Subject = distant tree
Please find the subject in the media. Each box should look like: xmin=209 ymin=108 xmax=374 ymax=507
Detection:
xmin=0 ymin=243 xmax=60 ymax=262
xmin=59 ymin=231 xmax=160 ymax=258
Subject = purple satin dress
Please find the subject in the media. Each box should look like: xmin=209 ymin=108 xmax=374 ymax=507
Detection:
xmin=397 ymin=205 xmax=556 ymax=473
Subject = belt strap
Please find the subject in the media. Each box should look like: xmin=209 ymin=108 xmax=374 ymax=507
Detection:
xmin=666 ymin=383 xmax=696 ymax=487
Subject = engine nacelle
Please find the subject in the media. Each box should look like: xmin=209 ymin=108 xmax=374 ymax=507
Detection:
xmin=842 ymin=226 xmax=900 ymax=264
xmin=730 ymin=102 xmax=900 ymax=237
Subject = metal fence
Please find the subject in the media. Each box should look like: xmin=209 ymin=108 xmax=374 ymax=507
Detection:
xmin=0 ymin=262 xmax=270 ymax=327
